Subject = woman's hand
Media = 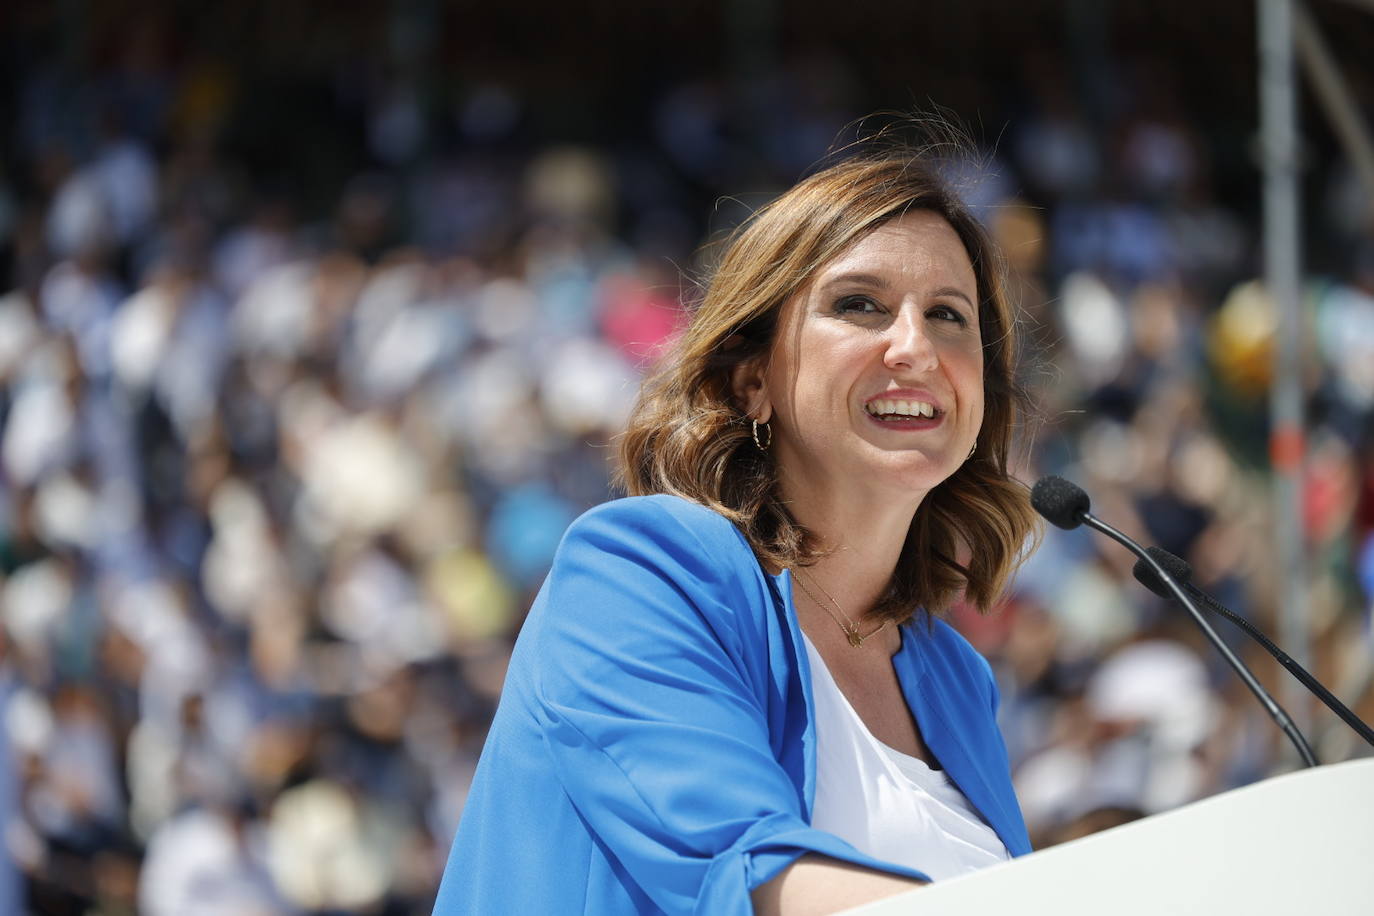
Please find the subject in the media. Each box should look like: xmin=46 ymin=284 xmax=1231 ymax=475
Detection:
xmin=751 ymin=853 xmax=927 ymax=915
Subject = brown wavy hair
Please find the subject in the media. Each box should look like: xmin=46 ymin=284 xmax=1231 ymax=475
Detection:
xmin=616 ymin=145 xmax=1040 ymax=621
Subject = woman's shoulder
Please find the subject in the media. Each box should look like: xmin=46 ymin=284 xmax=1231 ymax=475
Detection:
xmin=555 ymin=494 xmax=777 ymax=622
xmin=568 ymin=494 xmax=752 ymax=556
xmin=532 ymin=494 xmax=779 ymax=672
xmin=576 ymin=492 xmax=734 ymax=525
xmin=553 ymin=494 xmax=766 ymax=596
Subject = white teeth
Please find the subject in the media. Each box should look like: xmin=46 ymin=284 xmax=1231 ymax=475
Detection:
xmin=866 ymin=398 xmax=937 ymax=418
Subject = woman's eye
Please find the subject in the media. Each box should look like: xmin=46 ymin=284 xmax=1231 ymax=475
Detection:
xmin=836 ymin=296 xmax=881 ymax=314
xmin=929 ymin=305 xmax=969 ymax=326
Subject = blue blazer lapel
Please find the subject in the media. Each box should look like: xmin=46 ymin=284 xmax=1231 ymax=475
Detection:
xmin=892 ymin=624 xmax=1033 ymax=857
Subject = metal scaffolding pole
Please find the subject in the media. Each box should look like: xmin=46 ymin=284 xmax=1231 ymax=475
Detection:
xmin=1293 ymin=3 xmax=1374 ymax=203
xmin=1258 ymin=0 xmax=1310 ymax=742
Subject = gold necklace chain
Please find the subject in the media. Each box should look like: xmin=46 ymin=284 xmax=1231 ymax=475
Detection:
xmin=792 ymin=569 xmax=890 ymax=648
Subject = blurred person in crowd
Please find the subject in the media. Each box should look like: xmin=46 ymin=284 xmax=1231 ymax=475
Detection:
xmin=139 ymin=799 xmax=290 ymax=916
xmin=435 ymin=136 xmax=1040 ymax=914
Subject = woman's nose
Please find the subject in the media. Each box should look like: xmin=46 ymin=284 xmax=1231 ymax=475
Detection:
xmin=882 ymin=310 xmax=938 ymax=372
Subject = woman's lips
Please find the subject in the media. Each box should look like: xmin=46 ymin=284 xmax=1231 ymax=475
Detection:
xmin=863 ymin=410 xmax=944 ymax=431
xmin=862 ymin=389 xmax=947 ymax=431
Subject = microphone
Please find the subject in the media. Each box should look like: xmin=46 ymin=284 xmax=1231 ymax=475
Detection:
xmin=1030 ymin=476 xmax=1318 ymax=767
xmin=1029 ymin=475 xmax=1090 ymax=530
xmin=1133 ymin=546 xmax=1374 ymax=749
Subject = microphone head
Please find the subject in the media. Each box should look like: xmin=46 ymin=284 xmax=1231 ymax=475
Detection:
xmin=1131 ymin=545 xmax=1194 ymax=598
xmin=1030 ymin=476 xmax=1091 ymax=530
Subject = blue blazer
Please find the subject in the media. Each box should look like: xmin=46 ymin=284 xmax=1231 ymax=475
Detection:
xmin=433 ymin=495 xmax=1030 ymax=915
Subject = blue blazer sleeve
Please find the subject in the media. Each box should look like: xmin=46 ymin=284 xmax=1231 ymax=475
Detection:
xmin=528 ymin=497 xmax=929 ymax=914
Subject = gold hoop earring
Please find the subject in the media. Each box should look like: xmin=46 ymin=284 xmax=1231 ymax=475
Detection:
xmin=966 ymin=441 xmax=977 ymax=461
xmin=752 ymin=418 xmax=772 ymax=451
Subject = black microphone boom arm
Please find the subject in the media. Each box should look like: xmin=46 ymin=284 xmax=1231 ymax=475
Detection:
xmin=1030 ymin=475 xmax=1318 ymax=767
xmin=1134 ymin=548 xmax=1374 ymax=749
xmin=1080 ymin=512 xmax=1319 ymax=767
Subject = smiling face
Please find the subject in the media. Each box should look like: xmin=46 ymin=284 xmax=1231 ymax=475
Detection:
xmin=735 ymin=210 xmax=984 ymax=514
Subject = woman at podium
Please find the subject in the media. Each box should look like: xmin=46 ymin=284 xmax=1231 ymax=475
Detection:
xmin=434 ymin=140 xmax=1040 ymax=915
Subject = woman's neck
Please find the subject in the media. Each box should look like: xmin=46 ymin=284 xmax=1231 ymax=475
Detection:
xmin=780 ymin=479 xmax=923 ymax=623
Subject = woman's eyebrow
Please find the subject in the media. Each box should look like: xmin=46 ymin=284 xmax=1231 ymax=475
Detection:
xmin=823 ymin=273 xmax=975 ymax=308
xmin=821 ymin=271 xmax=889 ymax=290
xmin=932 ymin=286 xmax=975 ymax=307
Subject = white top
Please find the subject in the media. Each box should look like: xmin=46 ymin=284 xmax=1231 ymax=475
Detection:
xmin=802 ymin=632 xmax=1010 ymax=882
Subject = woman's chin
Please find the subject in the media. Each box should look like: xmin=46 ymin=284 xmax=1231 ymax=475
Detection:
xmin=857 ymin=444 xmax=964 ymax=489
xmin=856 ymin=461 xmax=960 ymax=503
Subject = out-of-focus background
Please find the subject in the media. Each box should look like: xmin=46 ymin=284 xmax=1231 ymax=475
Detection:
xmin=1 ymin=0 xmax=1372 ymax=912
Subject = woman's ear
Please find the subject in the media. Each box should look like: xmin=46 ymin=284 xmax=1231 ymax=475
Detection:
xmin=730 ymin=358 xmax=772 ymax=423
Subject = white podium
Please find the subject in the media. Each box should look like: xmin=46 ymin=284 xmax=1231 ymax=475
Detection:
xmin=845 ymin=758 xmax=1374 ymax=915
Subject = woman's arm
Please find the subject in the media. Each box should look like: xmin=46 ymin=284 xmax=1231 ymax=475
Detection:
xmin=751 ymin=854 xmax=927 ymax=916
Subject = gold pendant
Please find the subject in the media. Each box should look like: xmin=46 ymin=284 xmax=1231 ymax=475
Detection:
xmin=846 ymin=628 xmax=864 ymax=648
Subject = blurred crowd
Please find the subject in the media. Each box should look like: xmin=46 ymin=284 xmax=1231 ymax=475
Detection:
xmin=2 ymin=5 xmax=1374 ymax=915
